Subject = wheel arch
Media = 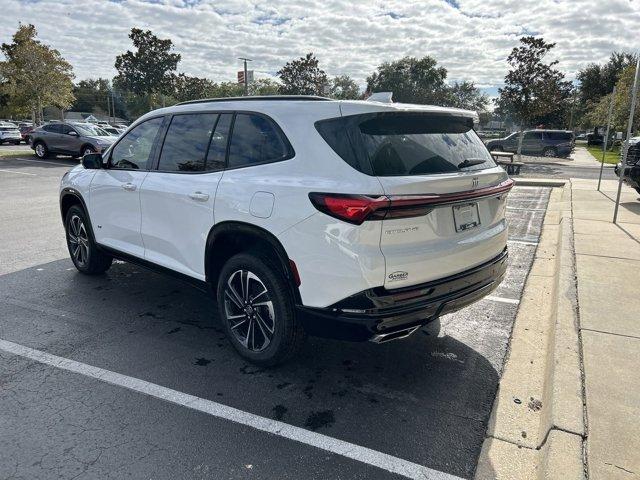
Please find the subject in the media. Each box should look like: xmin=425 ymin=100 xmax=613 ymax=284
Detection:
xmin=205 ymin=221 xmax=302 ymax=304
xmin=59 ymin=188 xmax=97 ymax=241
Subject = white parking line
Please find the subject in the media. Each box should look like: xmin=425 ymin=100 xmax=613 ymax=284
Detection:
xmin=0 ymin=169 xmax=36 ymax=176
xmin=0 ymin=338 xmax=462 ymax=480
xmin=508 ymin=238 xmax=539 ymax=246
xmin=506 ymin=206 xmax=547 ymax=212
xmin=485 ymin=295 xmax=520 ymax=305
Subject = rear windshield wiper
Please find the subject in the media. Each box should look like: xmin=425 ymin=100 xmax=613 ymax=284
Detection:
xmin=457 ymin=158 xmax=486 ymax=169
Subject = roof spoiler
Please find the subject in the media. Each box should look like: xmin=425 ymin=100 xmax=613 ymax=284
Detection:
xmin=366 ymin=92 xmax=393 ymax=103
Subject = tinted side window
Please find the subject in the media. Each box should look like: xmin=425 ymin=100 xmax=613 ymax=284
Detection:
xmin=110 ymin=117 xmax=163 ymax=170
xmin=43 ymin=124 xmax=61 ymax=133
xmin=158 ymin=114 xmax=218 ymax=172
xmin=228 ymin=114 xmax=292 ymax=168
xmin=206 ymin=113 xmax=232 ymax=171
xmin=524 ymin=132 xmax=543 ymax=140
xmin=545 ymin=131 xmax=572 ymax=141
xmin=60 ymin=124 xmax=75 ymax=135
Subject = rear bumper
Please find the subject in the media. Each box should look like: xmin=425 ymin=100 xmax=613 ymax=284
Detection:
xmin=297 ymin=248 xmax=508 ymax=341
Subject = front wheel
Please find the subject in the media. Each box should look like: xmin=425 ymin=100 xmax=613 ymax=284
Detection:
xmin=82 ymin=146 xmax=95 ymax=157
xmin=542 ymin=147 xmax=557 ymax=158
xmin=216 ymin=252 xmax=305 ymax=366
xmin=65 ymin=205 xmax=113 ymax=275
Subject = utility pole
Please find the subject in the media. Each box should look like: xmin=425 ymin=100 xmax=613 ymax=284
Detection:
xmin=597 ymin=86 xmax=616 ymax=191
xmin=613 ymin=58 xmax=639 ymax=223
xmin=238 ymin=57 xmax=252 ymax=96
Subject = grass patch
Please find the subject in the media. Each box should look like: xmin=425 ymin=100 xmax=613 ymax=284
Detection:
xmin=586 ymin=144 xmax=621 ymax=165
xmin=0 ymin=150 xmax=32 ymax=159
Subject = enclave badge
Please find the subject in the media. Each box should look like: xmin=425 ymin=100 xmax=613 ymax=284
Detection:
xmin=388 ymin=271 xmax=408 ymax=281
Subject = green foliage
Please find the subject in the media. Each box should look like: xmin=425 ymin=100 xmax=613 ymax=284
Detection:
xmin=113 ymin=28 xmax=181 ymax=97
xmin=277 ymin=53 xmax=328 ymax=95
xmin=248 ymin=78 xmax=281 ymax=96
xmin=585 ymin=65 xmax=640 ymax=133
xmin=330 ymin=75 xmax=360 ymax=99
xmin=0 ymin=24 xmax=75 ymax=120
xmin=366 ymin=56 xmax=448 ymax=105
xmin=495 ymin=36 xmax=573 ymax=127
xmin=445 ymin=81 xmax=489 ymax=111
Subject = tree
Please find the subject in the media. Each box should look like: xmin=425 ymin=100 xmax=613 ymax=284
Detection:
xmin=248 ymin=78 xmax=281 ymax=96
xmin=0 ymin=24 xmax=74 ymax=122
xmin=366 ymin=56 xmax=448 ymax=104
xmin=114 ymin=28 xmax=181 ymax=99
xmin=586 ymin=64 xmax=640 ymax=133
xmin=277 ymin=53 xmax=328 ymax=95
xmin=445 ymin=81 xmax=488 ymax=111
xmin=330 ymin=75 xmax=360 ymax=99
xmin=495 ymin=36 xmax=573 ymax=127
xmin=172 ymin=74 xmax=218 ymax=102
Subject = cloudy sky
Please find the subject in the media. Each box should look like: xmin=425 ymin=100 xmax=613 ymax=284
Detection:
xmin=1 ymin=0 xmax=639 ymax=96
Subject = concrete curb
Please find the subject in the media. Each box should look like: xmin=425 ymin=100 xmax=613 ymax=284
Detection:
xmin=475 ymin=182 xmax=586 ymax=479
xmin=514 ymin=178 xmax=568 ymax=188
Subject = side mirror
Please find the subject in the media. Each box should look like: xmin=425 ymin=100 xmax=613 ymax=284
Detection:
xmin=68 ymin=131 xmax=78 ymax=136
xmin=82 ymin=153 xmax=103 ymax=169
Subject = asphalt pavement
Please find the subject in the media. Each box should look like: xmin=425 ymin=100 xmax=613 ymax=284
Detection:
xmin=0 ymin=152 xmax=550 ymax=479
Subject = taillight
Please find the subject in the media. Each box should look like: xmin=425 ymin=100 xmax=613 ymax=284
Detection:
xmin=308 ymin=193 xmax=389 ymax=225
xmin=309 ymin=179 xmax=514 ymax=225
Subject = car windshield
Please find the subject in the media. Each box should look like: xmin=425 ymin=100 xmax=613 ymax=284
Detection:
xmin=73 ymin=124 xmax=110 ymax=136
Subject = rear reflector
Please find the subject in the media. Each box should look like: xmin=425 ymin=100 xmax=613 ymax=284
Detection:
xmin=309 ymin=179 xmax=514 ymax=225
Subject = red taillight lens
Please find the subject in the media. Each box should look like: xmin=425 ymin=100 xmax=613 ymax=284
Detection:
xmin=308 ymin=193 xmax=389 ymax=225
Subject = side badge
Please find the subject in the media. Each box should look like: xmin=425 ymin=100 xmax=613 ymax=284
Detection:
xmin=388 ymin=271 xmax=408 ymax=282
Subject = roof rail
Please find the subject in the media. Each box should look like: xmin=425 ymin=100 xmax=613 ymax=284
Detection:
xmin=176 ymin=95 xmax=331 ymax=106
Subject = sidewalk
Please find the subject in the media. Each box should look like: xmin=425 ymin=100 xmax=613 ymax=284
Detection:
xmin=523 ymin=145 xmax=614 ymax=168
xmin=572 ymin=178 xmax=640 ymax=479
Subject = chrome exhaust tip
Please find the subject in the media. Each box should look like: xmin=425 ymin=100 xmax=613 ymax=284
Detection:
xmin=370 ymin=325 xmax=421 ymax=344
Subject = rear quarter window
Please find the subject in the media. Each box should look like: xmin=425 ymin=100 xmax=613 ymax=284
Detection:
xmin=315 ymin=112 xmax=496 ymax=176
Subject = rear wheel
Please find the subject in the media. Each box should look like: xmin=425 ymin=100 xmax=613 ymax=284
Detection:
xmin=542 ymin=147 xmax=557 ymax=158
xmin=216 ymin=252 xmax=305 ymax=366
xmin=34 ymin=141 xmax=48 ymax=158
xmin=65 ymin=205 xmax=112 ymax=275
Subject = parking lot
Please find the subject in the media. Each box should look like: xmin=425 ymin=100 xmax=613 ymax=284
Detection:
xmin=0 ymin=153 xmax=551 ymax=479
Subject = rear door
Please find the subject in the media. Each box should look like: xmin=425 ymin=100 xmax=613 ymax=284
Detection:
xmin=333 ymin=108 xmax=510 ymax=288
xmin=139 ymin=112 xmax=231 ymax=279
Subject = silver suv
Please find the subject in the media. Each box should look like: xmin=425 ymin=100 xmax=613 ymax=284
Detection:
xmin=30 ymin=122 xmax=116 ymax=159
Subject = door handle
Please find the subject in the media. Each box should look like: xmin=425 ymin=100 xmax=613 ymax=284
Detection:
xmin=189 ymin=191 xmax=210 ymax=202
xmin=122 ymin=182 xmax=137 ymax=191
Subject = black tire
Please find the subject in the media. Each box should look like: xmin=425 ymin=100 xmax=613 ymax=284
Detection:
xmin=34 ymin=141 xmax=49 ymax=158
xmin=542 ymin=147 xmax=557 ymax=158
xmin=12 ymin=140 xmax=20 ymax=145
xmin=81 ymin=145 xmax=95 ymax=157
xmin=64 ymin=205 xmax=113 ymax=275
xmin=216 ymin=251 xmax=305 ymax=366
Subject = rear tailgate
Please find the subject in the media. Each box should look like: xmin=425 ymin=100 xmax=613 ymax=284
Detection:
xmin=332 ymin=104 xmax=512 ymax=289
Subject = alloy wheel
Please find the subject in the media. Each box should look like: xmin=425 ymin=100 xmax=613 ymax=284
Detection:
xmin=544 ymin=149 xmax=555 ymax=157
xmin=68 ymin=214 xmax=90 ymax=267
xmin=223 ymin=269 xmax=275 ymax=352
xmin=35 ymin=143 xmax=45 ymax=157
xmin=83 ymin=147 xmax=94 ymax=156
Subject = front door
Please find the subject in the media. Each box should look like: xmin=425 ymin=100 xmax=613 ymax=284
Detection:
xmin=140 ymin=113 xmax=231 ymax=280
xmin=89 ymin=116 xmax=165 ymax=258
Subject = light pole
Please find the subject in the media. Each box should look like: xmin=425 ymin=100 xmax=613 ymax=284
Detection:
xmin=238 ymin=57 xmax=252 ymax=96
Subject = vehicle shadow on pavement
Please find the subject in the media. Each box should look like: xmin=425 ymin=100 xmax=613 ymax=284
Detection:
xmin=0 ymin=257 xmax=500 ymax=479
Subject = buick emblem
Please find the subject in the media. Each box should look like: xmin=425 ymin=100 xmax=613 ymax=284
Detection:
xmin=472 ymin=177 xmax=479 ymax=188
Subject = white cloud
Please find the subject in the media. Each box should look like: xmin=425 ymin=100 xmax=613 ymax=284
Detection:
xmin=1 ymin=0 xmax=638 ymax=89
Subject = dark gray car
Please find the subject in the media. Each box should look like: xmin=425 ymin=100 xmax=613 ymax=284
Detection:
xmin=30 ymin=122 xmax=116 ymax=159
xmin=485 ymin=129 xmax=574 ymax=158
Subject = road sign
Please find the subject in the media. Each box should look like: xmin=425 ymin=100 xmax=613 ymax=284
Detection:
xmin=237 ymin=70 xmax=254 ymax=84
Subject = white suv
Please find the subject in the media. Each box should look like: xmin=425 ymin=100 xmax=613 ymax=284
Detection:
xmin=60 ymin=96 xmax=513 ymax=365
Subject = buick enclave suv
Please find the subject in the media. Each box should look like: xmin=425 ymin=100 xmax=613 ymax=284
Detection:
xmin=59 ymin=96 xmax=513 ymax=365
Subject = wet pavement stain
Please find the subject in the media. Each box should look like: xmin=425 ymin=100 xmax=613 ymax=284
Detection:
xmin=240 ymin=365 xmax=266 ymax=375
xmin=276 ymin=382 xmax=292 ymax=390
xmin=272 ymin=405 xmax=287 ymax=421
xmin=302 ymin=385 xmax=314 ymax=399
xmin=166 ymin=327 xmax=181 ymax=334
xmin=304 ymin=410 xmax=335 ymax=431
xmin=194 ymin=357 xmax=211 ymax=366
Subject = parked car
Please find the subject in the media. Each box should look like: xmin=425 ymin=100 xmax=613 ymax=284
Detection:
xmin=0 ymin=123 xmax=22 ymax=145
xmin=485 ymin=129 xmax=574 ymax=157
xmin=586 ymin=132 xmax=604 ymax=146
xmin=30 ymin=122 xmax=116 ymax=158
xmin=615 ymin=136 xmax=640 ymax=194
xmin=59 ymin=96 xmax=514 ymax=365
xmin=19 ymin=125 xmax=34 ymax=144
xmin=101 ymin=126 xmax=123 ymax=137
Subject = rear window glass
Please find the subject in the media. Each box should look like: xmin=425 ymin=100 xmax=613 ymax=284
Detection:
xmin=316 ymin=113 xmax=495 ymax=176
xmin=228 ymin=113 xmax=293 ymax=169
